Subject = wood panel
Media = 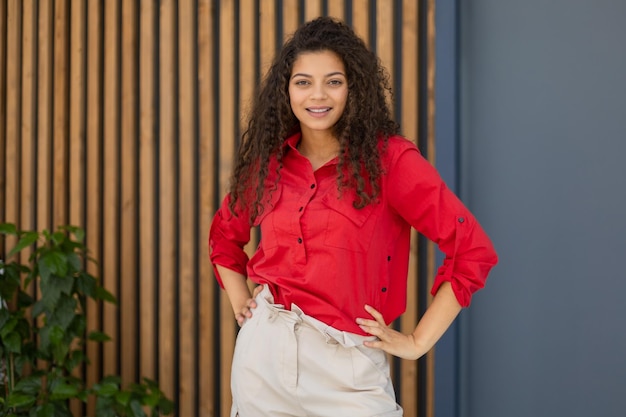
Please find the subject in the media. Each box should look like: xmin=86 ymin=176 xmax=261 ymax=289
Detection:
xmin=197 ymin=0 xmax=217 ymax=415
xmin=158 ymin=0 xmax=177 ymax=404
xmin=0 ymin=2 xmax=436 ymax=416
xmin=102 ymin=0 xmax=121 ymax=381
xmin=120 ymin=0 xmax=139 ymax=391
xmin=178 ymin=1 xmax=198 ymax=415
xmin=85 ymin=1 xmax=103 ymax=414
xmin=139 ymin=0 xmax=158 ymax=395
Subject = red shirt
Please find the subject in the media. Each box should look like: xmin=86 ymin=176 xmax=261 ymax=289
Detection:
xmin=209 ymin=133 xmax=498 ymax=335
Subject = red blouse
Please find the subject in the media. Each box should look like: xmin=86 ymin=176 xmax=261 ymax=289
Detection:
xmin=209 ymin=133 xmax=498 ymax=335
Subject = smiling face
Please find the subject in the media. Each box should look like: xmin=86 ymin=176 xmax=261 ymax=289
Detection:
xmin=288 ymin=50 xmax=348 ymax=140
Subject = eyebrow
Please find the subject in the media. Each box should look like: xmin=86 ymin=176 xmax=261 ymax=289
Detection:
xmin=291 ymin=71 xmax=346 ymax=80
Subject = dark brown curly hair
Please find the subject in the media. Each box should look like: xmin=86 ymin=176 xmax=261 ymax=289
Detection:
xmin=229 ymin=16 xmax=398 ymax=222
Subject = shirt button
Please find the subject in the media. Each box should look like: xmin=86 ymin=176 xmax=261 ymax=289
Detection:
xmin=297 ymin=237 xmax=303 ymax=244
xmin=299 ymin=206 xmax=303 ymax=212
xmin=387 ymin=255 xmax=391 ymax=261
xmin=458 ymin=217 xmax=465 ymax=223
xmin=310 ymin=184 xmax=315 ymax=189
xmin=381 ymin=287 xmax=387 ymax=292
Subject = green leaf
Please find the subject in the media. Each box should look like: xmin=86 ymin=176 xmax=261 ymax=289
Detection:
xmin=13 ymin=375 xmax=42 ymax=395
xmin=48 ymin=295 xmax=77 ymax=331
xmin=6 ymin=392 xmax=36 ymax=408
xmin=0 ymin=308 xmax=10 ymax=329
xmin=95 ymin=286 xmax=118 ymax=304
xmin=67 ymin=252 xmax=82 ymax=273
xmin=49 ymin=382 xmax=79 ymax=400
xmin=50 ymin=231 xmax=66 ymax=246
xmin=38 ymin=251 xmax=68 ymax=280
xmin=0 ymin=222 xmax=18 ymax=235
xmin=8 ymin=231 xmax=39 ymax=258
xmin=48 ymin=325 xmax=65 ymax=346
xmin=93 ymin=378 xmax=120 ymax=398
xmin=17 ymin=288 xmax=34 ymax=308
xmin=95 ymin=397 xmax=116 ymax=417
xmin=130 ymin=399 xmax=147 ymax=417
xmin=115 ymin=390 xmax=132 ymax=406
xmin=0 ymin=317 xmax=18 ymax=338
xmin=76 ymin=273 xmax=97 ymax=298
xmin=33 ymin=403 xmax=55 ymax=417
xmin=3 ymin=331 xmax=22 ymax=353
xmin=88 ymin=331 xmax=112 ymax=342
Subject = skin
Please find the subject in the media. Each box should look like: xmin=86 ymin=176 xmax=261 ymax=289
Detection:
xmin=218 ymin=49 xmax=463 ymax=360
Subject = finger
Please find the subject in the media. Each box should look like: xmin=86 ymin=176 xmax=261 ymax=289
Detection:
xmin=355 ymin=317 xmax=379 ymax=328
xmin=363 ymin=339 xmax=384 ymax=349
xmin=364 ymin=304 xmax=385 ymax=323
xmin=252 ymin=285 xmax=264 ymax=298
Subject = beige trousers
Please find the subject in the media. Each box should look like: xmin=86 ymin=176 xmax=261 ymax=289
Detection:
xmin=230 ymin=285 xmax=403 ymax=417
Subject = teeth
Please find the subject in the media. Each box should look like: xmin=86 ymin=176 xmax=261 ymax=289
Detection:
xmin=308 ymin=108 xmax=330 ymax=113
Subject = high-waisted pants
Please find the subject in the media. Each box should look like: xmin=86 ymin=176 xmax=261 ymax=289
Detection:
xmin=230 ymin=285 xmax=403 ymax=417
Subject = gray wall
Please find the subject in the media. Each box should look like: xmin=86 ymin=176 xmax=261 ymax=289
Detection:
xmin=458 ymin=1 xmax=626 ymax=416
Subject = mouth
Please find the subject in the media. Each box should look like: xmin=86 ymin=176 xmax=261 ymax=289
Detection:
xmin=306 ymin=107 xmax=332 ymax=114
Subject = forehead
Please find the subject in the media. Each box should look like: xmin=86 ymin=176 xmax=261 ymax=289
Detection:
xmin=291 ymin=50 xmax=345 ymax=73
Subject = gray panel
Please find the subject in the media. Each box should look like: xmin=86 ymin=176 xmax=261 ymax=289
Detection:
xmin=459 ymin=1 xmax=626 ymax=416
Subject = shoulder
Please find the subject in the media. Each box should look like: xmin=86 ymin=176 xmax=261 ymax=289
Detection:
xmin=380 ymin=134 xmax=421 ymax=166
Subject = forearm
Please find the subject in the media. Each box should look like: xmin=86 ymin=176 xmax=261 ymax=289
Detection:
xmin=216 ymin=265 xmax=253 ymax=314
xmin=411 ymin=281 xmax=462 ymax=356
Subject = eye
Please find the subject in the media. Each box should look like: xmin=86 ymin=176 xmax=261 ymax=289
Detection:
xmin=328 ymin=79 xmax=344 ymax=86
xmin=293 ymin=79 xmax=310 ymax=86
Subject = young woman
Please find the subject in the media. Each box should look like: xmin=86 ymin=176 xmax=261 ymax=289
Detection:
xmin=209 ymin=16 xmax=497 ymax=417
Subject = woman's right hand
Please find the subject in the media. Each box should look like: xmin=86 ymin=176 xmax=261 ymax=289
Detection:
xmin=234 ymin=285 xmax=264 ymax=326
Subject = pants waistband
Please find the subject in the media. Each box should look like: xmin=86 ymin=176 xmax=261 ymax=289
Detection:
xmin=254 ymin=285 xmax=376 ymax=348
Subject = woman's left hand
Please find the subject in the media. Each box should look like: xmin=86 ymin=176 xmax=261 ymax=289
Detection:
xmin=356 ymin=304 xmax=424 ymax=360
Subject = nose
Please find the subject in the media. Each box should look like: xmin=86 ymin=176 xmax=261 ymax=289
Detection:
xmin=310 ymin=83 xmax=327 ymax=100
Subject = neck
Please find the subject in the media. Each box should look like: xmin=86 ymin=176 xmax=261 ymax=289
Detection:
xmin=297 ymin=131 xmax=341 ymax=170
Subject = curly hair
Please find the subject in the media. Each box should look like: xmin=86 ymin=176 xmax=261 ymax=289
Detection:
xmin=229 ymin=16 xmax=398 ymax=222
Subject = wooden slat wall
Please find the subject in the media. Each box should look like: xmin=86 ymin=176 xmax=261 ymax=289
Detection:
xmin=0 ymin=1 xmax=436 ymax=416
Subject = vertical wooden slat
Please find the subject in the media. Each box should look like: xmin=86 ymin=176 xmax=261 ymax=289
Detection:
xmin=0 ymin=0 xmax=6 ymax=236
xmin=376 ymin=1 xmax=394 ymax=96
xmin=240 ymin=0 xmax=255 ymax=117
xmin=219 ymin=2 xmax=236 ymax=415
xmin=53 ymin=0 xmax=69 ymax=228
xmin=37 ymin=0 xmax=53 ymax=233
xmin=102 ymin=0 xmax=120 ymax=378
xmin=178 ymin=0 xmax=197 ymax=415
xmin=120 ymin=0 xmax=138 ymax=388
xmin=139 ymin=0 xmax=157 ymax=387
xmin=400 ymin=0 xmax=420 ymax=414
xmin=68 ymin=1 xmax=86 ymax=415
xmin=69 ymin=0 xmax=85 ymax=231
xmin=282 ymin=0 xmax=299 ymax=40
xmin=158 ymin=0 xmax=177 ymax=403
xmin=327 ymin=0 xmax=345 ymax=20
xmin=20 ymin=0 xmax=36 ymax=301
xmin=351 ymin=0 xmax=369 ymax=47
xmin=5 ymin=0 xmax=21 ymax=250
xmin=304 ymin=0 xmax=322 ymax=21
xmin=85 ymin=1 xmax=103 ymax=414
xmin=259 ymin=0 xmax=276 ymax=76
xmin=425 ymin=2 xmax=437 ymax=416
xmin=197 ymin=0 xmax=217 ymax=415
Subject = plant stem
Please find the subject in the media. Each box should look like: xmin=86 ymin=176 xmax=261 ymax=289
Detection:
xmin=8 ymin=352 xmax=14 ymax=391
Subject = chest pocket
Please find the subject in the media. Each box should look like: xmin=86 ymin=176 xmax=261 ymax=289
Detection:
xmin=252 ymin=186 xmax=282 ymax=250
xmin=321 ymin=193 xmax=379 ymax=253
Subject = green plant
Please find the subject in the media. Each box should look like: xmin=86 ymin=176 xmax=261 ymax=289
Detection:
xmin=0 ymin=223 xmax=174 ymax=417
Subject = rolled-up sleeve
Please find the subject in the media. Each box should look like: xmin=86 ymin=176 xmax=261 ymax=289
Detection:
xmin=387 ymin=146 xmax=498 ymax=306
xmin=208 ymin=194 xmax=252 ymax=288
